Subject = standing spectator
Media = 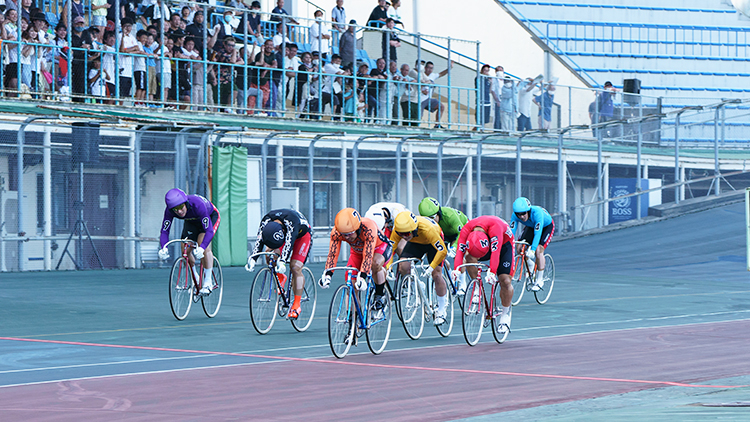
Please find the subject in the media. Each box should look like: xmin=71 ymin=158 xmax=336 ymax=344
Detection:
xmin=216 ymin=36 xmax=243 ymax=112
xmin=20 ymin=27 xmax=37 ymax=91
xmin=133 ymin=30 xmax=149 ymax=106
xmin=215 ymin=9 xmax=240 ymax=43
xmin=186 ymin=10 xmax=218 ymax=56
xmin=597 ymin=81 xmax=618 ymax=138
xmin=61 ymin=0 xmax=85 ymax=27
xmin=19 ymin=0 xmax=32 ymax=23
xmin=31 ymin=13 xmax=50 ymax=92
xmin=533 ymin=82 xmax=555 ymax=131
xmin=415 ymin=60 xmax=451 ymax=128
xmin=88 ymin=55 xmax=108 ymax=102
xmin=156 ymin=35 xmax=173 ymax=104
xmin=91 ymin=0 xmax=110 ymax=35
xmin=499 ymin=77 xmax=518 ymax=131
xmin=118 ymin=17 xmax=138 ymax=101
xmin=310 ymin=9 xmax=330 ymax=58
xmin=51 ymin=22 xmax=68 ymax=91
xmin=4 ymin=9 xmax=20 ymax=92
xmin=387 ymin=0 xmax=404 ymax=27
xmin=296 ymin=51 xmax=317 ymax=115
xmin=388 ymin=60 xmax=402 ymax=124
xmin=318 ymin=53 xmax=345 ymax=118
xmin=490 ymin=65 xmax=502 ymax=130
xmin=517 ymin=76 xmax=536 ymax=131
xmin=236 ymin=44 xmax=263 ymax=112
xmin=342 ymin=76 xmax=356 ymax=121
xmin=367 ymin=0 xmax=388 ymax=28
xmin=381 ymin=18 xmax=400 ymax=63
xmin=331 ymin=0 xmax=346 ymax=33
xmin=475 ymin=64 xmax=491 ymax=128
xmin=338 ymin=19 xmax=356 ymax=69
xmin=180 ymin=6 xmax=194 ymax=25
xmin=398 ymin=63 xmax=418 ymax=126
xmin=249 ymin=38 xmax=276 ymax=110
xmin=270 ymin=0 xmax=298 ymax=25
xmin=369 ymin=57 xmax=387 ymax=122
xmin=282 ymin=42 xmax=300 ymax=105
xmin=101 ymin=31 xmax=116 ymax=103
xmin=144 ymin=32 xmax=158 ymax=104
xmin=71 ymin=16 xmax=92 ymax=102
xmin=241 ymin=1 xmax=263 ymax=45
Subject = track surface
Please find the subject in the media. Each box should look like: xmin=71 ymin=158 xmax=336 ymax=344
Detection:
xmin=0 ymin=203 xmax=748 ymax=421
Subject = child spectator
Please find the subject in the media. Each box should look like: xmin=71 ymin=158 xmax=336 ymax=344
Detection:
xmin=101 ymin=31 xmax=116 ymax=103
xmin=155 ymin=36 xmax=173 ymax=104
xmin=118 ymin=17 xmax=138 ymax=101
xmin=88 ymin=55 xmax=108 ymax=102
xmin=5 ymin=9 xmax=21 ymax=92
xmin=143 ymin=32 xmax=158 ymax=104
xmin=20 ymin=27 xmax=37 ymax=91
xmin=133 ymin=29 xmax=148 ymax=105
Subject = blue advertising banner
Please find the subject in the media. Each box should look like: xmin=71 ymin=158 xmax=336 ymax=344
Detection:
xmin=609 ymin=178 xmax=649 ymax=223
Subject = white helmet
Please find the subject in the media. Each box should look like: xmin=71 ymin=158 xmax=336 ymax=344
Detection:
xmin=365 ymin=202 xmax=407 ymax=231
xmin=364 ymin=207 xmax=387 ymax=231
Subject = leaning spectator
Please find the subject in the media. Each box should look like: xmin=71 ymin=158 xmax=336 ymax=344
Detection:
xmin=270 ymin=0 xmax=298 ymax=25
xmin=339 ymin=19 xmax=356 ymax=69
xmin=414 ymin=60 xmax=451 ymax=128
xmin=118 ymin=17 xmax=139 ymax=101
xmin=387 ymin=0 xmax=404 ymax=27
xmin=331 ymin=0 xmax=347 ymax=33
xmin=381 ymin=17 xmax=400 ymax=63
xmin=310 ymin=9 xmax=330 ymax=58
xmin=367 ymin=0 xmax=388 ymax=28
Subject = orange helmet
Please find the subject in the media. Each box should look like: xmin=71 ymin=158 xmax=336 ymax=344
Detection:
xmin=467 ymin=231 xmax=490 ymax=258
xmin=334 ymin=208 xmax=362 ymax=234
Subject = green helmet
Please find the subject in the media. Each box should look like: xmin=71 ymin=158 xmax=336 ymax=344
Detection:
xmin=418 ymin=197 xmax=441 ymax=217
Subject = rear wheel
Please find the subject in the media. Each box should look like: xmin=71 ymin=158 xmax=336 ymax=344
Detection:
xmin=511 ymin=254 xmax=526 ymax=306
xmin=201 ymin=258 xmax=223 ymax=318
xmin=291 ymin=267 xmax=317 ymax=332
xmin=169 ymin=257 xmax=193 ymax=321
xmin=435 ymin=276 xmax=454 ymax=337
xmin=249 ymin=268 xmax=278 ymax=334
xmin=398 ymin=275 xmax=425 ymax=340
xmin=366 ymin=289 xmax=392 ymax=355
xmin=462 ymin=278 xmax=485 ymax=346
xmin=534 ymin=255 xmax=555 ymax=305
xmin=491 ymin=283 xmax=509 ymax=344
xmin=328 ymin=285 xmax=355 ymax=359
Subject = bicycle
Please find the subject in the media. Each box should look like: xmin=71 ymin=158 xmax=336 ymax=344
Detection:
xmin=164 ymin=238 xmax=224 ymax=321
xmin=442 ymin=252 xmax=465 ymax=311
xmin=326 ymin=266 xmax=393 ymax=358
xmin=247 ymin=251 xmax=317 ymax=334
xmin=510 ymin=240 xmax=555 ymax=305
xmin=388 ymin=257 xmax=454 ymax=339
xmin=457 ymin=262 xmax=508 ymax=346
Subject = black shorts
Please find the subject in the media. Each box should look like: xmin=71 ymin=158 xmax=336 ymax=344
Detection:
xmin=134 ymin=71 xmax=147 ymax=91
xmin=4 ymin=63 xmax=18 ymax=83
xmin=444 ymin=232 xmax=458 ymax=246
xmin=478 ymin=241 xmax=514 ymax=276
xmin=181 ymin=209 xmax=221 ymax=243
xmin=119 ymin=76 xmax=133 ymax=97
xmin=106 ymin=82 xmax=115 ymax=97
xmin=401 ymin=242 xmax=443 ymax=267
xmin=519 ymin=221 xmax=555 ymax=250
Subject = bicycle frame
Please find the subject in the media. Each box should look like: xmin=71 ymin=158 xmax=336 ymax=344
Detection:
xmin=164 ymin=238 xmax=201 ymax=292
xmin=514 ymin=240 xmax=536 ymax=280
xmin=327 ymin=266 xmax=378 ymax=332
xmin=249 ymin=251 xmax=293 ymax=308
xmin=457 ymin=262 xmax=496 ymax=321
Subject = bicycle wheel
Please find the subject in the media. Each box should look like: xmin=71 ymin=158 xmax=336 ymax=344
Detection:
xmin=398 ymin=275 xmax=425 ymax=340
xmin=328 ymin=284 xmax=355 ymax=359
xmin=491 ymin=283 xmax=509 ymax=344
xmin=249 ymin=267 xmax=279 ymax=334
xmin=291 ymin=267 xmax=318 ymax=332
xmin=534 ymin=255 xmax=555 ymax=305
xmin=511 ymin=254 xmax=527 ymax=306
xmin=366 ymin=289 xmax=392 ymax=355
xmin=169 ymin=257 xmax=193 ymax=320
xmin=462 ymin=278 xmax=485 ymax=346
xmin=434 ymin=276 xmax=454 ymax=337
xmin=201 ymin=258 xmax=223 ymax=318
xmin=443 ymin=263 xmax=463 ymax=311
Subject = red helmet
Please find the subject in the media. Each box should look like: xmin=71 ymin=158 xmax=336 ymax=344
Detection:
xmin=467 ymin=231 xmax=489 ymax=258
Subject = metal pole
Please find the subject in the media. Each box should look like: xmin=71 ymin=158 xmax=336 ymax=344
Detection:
xmin=636 ymin=103 xmax=643 ymax=219
xmin=43 ymin=129 xmax=51 ymax=270
xmin=476 ymin=139 xmax=482 ymax=217
xmin=597 ymin=125 xmax=603 ymax=227
xmin=475 ymin=40 xmax=480 ymax=129
xmin=446 ymin=37 xmax=452 ymax=126
xmin=352 ymin=135 xmax=386 ymax=210
xmin=714 ymin=105 xmax=721 ymax=196
xmin=396 ymin=139 xmax=404 ymax=203
xmin=308 ymin=133 xmax=341 ymax=228
xmin=516 ymin=135 xmax=522 ymax=198
xmin=261 ymin=131 xmax=299 ymax=213
xmin=466 ymin=155 xmax=473 ymax=218
xmin=557 ymin=131 xmax=564 ymax=221
xmin=675 ymin=113 xmax=680 ymax=204
xmin=407 ymin=145 xmax=413 ymax=211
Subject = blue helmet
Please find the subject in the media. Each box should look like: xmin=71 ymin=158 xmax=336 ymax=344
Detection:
xmin=261 ymin=221 xmax=285 ymax=249
xmin=513 ymin=197 xmax=531 ymax=214
xmin=165 ymin=188 xmax=188 ymax=209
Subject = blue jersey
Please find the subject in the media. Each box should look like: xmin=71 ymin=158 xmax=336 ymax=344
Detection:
xmin=509 ymin=205 xmax=552 ymax=252
xmin=160 ymin=195 xmax=218 ymax=249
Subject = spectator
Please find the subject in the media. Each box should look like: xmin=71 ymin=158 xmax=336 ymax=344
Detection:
xmin=31 ymin=12 xmax=50 ymax=92
xmin=367 ymin=0 xmax=388 ymax=28
xmin=369 ymin=57 xmax=387 ymax=122
xmin=180 ymin=6 xmax=194 ymax=25
xmin=357 ymin=63 xmax=375 ymax=119
xmin=398 ymin=63 xmax=418 ymax=126
xmin=4 ymin=9 xmax=20 ymax=92
xmin=61 ymin=0 xmax=85 ymax=27
xmin=249 ymin=38 xmax=276 ymax=110
xmin=295 ymin=51 xmax=317 ymax=115
xmin=387 ymin=0 xmax=404 ymax=27
xmin=101 ymin=31 xmax=116 ymax=103
xmin=517 ymin=75 xmax=536 ymax=131
xmin=5 ymin=0 xmax=18 ymax=13
xmin=118 ymin=17 xmax=140 ymax=101
xmin=216 ymin=36 xmax=242 ymax=111
xmin=318 ymin=53 xmax=345 ymax=118
xmin=171 ymin=31 xmax=192 ymax=108
xmin=339 ymin=19 xmax=356 ymax=69
xmin=91 ymin=0 xmax=110 ymax=35
xmin=331 ymin=0 xmax=347 ymax=33
xmin=20 ymin=27 xmax=37 ymax=91
xmin=533 ymin=82 xmax=555 ymax=131
xmin=499 ymin=77 xmax=518 ymax=131
xmin=166 ymin=13 xmax=181 ymax=36
xmin=52 ymin=23 xmax=68 ymax=90
xmin=490 ymin=65 xmax=502 ymax=130
xmin=236 ymin=44 xmax=264 ymax=112
xmin=155 ymin=35 xmax=173 ymax=104
xmin=282 ymin=42 xmax=300 ymax=104
xmin=270 ymin=0 xmax=298 ymax=25
xmin=186 ymin=10 xmax=217 ymax=55
xmin=475 ymin=64 xmax=491 ymax=128
xmin=597 ymin=81 xmax=618 ymax=138
xmin=144 ymin=32 xmax=158 ymax=104
xmin=71 ymin=16 xmax=92 ymax=102
xmin=272 ymin=21 xmax=291 ymax=49
xmin=381 ymin=17 xmax=400 ymax=63
xmin=241 ymin=1 xmax=263 ymax=45
xmin=387 ymin=60 xmax=401 ymax=124
xmin=342 ymin=77 xmax=355 ymax=121
xmin=215 ymin=9 xmax=240 ymax=44
xmin=88 ymin=55 xmax=108 ymax=102
xmin=415 ymin=60 xmax=451 ymax=128
xmin=133 ymin=30 xmax=149 ymax=105
xmin=310 ymin=9 xmax=330 ymax=58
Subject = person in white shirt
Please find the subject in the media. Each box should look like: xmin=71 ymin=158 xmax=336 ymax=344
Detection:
xmin=412 ymin=60 xmax=452 ymax=128
xmin=316 ymin=53 xmax=345 ymax=118
xmin=331 ymin=0 xmax=346 ymax=33
xmin=102 ymin=31 xmax=116 ymax=104
xmin=272 ymin=21 xmax=291 ymax=50
xmin=88 ymin=56 xmax=108 ymax=101
xmin=118 ymin=18 xmax=139 ymax=101
xmin=309 ymin=9 xmax=330 ymax=58
xmin=282 ymin=42 xmax=300 ymax=103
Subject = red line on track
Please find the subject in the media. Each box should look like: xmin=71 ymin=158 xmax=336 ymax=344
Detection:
xmin=1 ymin=336 xmax=744 ymax=389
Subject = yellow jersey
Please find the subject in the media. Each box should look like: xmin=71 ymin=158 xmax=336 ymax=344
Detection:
xmin=390 ymin=215 xmax=447 ymax=269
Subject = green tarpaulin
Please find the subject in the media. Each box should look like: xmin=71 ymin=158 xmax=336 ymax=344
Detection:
xmin=211 ymin=146 xmax=248 ymax=266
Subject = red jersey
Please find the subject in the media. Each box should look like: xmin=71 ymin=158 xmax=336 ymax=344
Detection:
xmin=454 ymin=215 xmax=514 ymax=274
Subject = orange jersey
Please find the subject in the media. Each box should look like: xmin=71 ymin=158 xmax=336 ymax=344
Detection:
xmin=325 ymin=217 xmax=387 ymax=275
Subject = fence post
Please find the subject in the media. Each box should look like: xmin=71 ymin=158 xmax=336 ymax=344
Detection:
xmin=674 ymin=113 xmax=680 ymax=204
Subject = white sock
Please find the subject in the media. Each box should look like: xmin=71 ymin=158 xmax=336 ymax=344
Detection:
xmin=502 ymin=305 xmax=511 ymax=317
xmin=458 ymin=272 xmax=467 ymax=288
xmin=536 ymin=270 xmax=544 ymax=283
xmin=437 ymin=293 xmax=447 ymax=313
xmin=203 ymin=268 xmax=213 ymax=286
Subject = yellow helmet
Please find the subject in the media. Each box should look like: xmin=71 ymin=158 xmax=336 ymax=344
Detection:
xmin=393 ymin=211 xmax=418 ymax=234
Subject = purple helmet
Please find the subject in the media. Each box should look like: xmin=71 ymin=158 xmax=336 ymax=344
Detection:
xmin=165 ymin=188 xmax=188 ymax=209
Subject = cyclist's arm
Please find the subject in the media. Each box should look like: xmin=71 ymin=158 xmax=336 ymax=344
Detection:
xmin=453 ymin=226 xmax=469 ymax=270
xmin=324 ymin=228 xmax=343 ymax=273
xmin=250 ymin=216 xmax=272 ymax=258
xmin=359 ymin=225 xmax=377 ymax=275
xmin=198 ymin=209 xmax=216 ymax=249
xmin=159 ymin=209 xmax=174 ymax=248
xmin=428 ymin=232 xmax=447 ymax=270
xmin=509 ymin=213 xmax=521 ymax=239
xmin=529 ymin=208 xmax=544 ymax=252
xmin=488 ymin=224 xmax=510 ymax=273
xmin=279 ymin=219 xmax=299 ymax=263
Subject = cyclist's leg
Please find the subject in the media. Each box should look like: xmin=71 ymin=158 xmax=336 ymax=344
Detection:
xmin=535 ymin=222 xmax=555 ymax=273
xmin=290 ymin=233 xmax=311 ymax=296
xmin=181 ymin=220 xmax=200 ymax=279
xmin=496 ymin=242 xmax=514 ymax=331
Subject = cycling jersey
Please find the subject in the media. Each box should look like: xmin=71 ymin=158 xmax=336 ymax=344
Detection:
xmin=326 ymin=217 xmax=388 ymax=276
xmin=454 ymin=215 xmax=514 ymax=275
xmin=390 ymin=216 xmax=447 ymax=270
xmin=510 ymin=205 xmax=552 ymax=252
xmin=438 ymin=206 xmax=468 ymax=246
xmin=160 ymin=194 xmax=219 ymax=250
xmin=251 ymin=209 xmax=312 ymax=264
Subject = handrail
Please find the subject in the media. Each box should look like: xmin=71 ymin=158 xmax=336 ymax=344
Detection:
xmin=530 ymin=19 xmax=750 ymax=32
xmin=502 ymin=0 xmax=737 ymax=14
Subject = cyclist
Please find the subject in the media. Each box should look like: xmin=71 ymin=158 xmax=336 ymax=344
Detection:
xmin=247 ymin=209 xmax=312 ymax=320
xmin=159 ymin=188 xmax=220 ymax=295
xmin=391 ymin=211 xmax=449 ymax=325
xmin=510 ymin=197 xmax=554 ymax=291
xmin=418 ymin=197 xmax=469 ymax=293
xmin=321 ymin=208 xmax=393 ymax=314
xmin=364 ymin=202 xmax=407 ymax=238
xmin=451 ymin=215 xmax=515 ymax=334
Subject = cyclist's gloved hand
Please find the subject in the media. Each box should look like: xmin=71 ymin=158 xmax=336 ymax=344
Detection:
xmin=158 ymin=247 xmax=169 ymax=261
xmin=447 ymin=246 xmax=456 ymax=258
xmin=451 ymin=269 xmax=461 ymax=282
xmin=421 ymin=265 xmax=433 ymax=280
xmin=319 ymin=270 xmax=333 ymax=288
xmin=526 ymin=250 xmax=536 ymax=270
xmin=246 ymin=257 xmax=256 ymax=272
xmin=355 ymin=273 xmax=368 ymax=291
xmin=486 ymin=272 xmax=498 ymax=285
xmin=275 ymin=260 xmax=286 ymax=275
xmin=193 ymin=246 xmax=205 ymax=260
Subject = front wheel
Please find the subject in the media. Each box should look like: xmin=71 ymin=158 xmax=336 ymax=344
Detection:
xmin=462 ymin=278 xmax=485 ymax=346
xmin=491 ymin=283 xmax=509 ymax=344
xmin=511 ymin=254 xmax=526 ymax=306
xmin=366 ymin=289 xmax=392 ymax=355
xmin=249 ymin=267 xmax=279 ymax=334
xmin=534 ymin=255 xmax=555 ymax=305
xmin=434 ymin=276 xmax=454 ymax=337
xmin=201 ymin=258 xmax=223 ymax=318
xmin=291 ymin=267 xmax=317 ymax=332
xmin=398 ymin=275 xmax=425 ymax=340
xmin=169 ymin=257 xmax=194 ymax=320
xmin=328 ymin=285 xmax=355 ymax=359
